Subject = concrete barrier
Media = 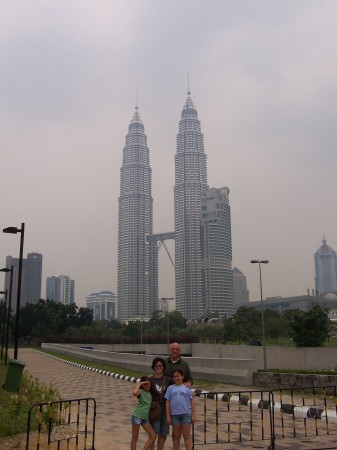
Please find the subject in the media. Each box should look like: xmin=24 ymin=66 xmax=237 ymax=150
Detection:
xmin=41 ymin=343 xmax=255 ymax=385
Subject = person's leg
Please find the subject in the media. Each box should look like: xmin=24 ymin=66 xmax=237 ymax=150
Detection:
xmin=142 ymin=423 xmax=157 ymax=450
xmin=181 ymin=424 xmax=192 ymax=450
xmin=149 ymin=419 xmax=160 ymax=450
xmin=131 ymin=424 xmax=140 ymax=450
xmin=157 ymin=434 xmax=167 ymax=450
xmin=157 ymin=407 xmax=168 ymax=450
xmin=171 ymin=424 xmax=182 ymax=450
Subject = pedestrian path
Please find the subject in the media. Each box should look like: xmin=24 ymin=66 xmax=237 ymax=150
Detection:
xmin=19 ymin=349 xmax=337 ymax=450
xmin=20 ymin=349 xmax=141 ymax=449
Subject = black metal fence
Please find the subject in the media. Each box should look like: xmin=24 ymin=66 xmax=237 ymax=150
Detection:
xmin=192 ymin=386 xmax=337 ymax=449
xmin=193 ymin=390 xmax=275 ymax=449
xmin=26 ymin=397 xmax=96 ymax=449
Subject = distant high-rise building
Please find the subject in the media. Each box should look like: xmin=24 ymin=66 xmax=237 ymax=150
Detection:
xmin=233 ymin=267 xmax=250 ymax=306
xmin=86 ymin=291 xmax=117 ymax=320
xmin=117 ymin=106 xmax=153 ymax=322
xmin=314 ymin=238 xmax=337 ymax=295
xmin=4 ymin=253 xmax=42 ymax=310
xmin=174 ymin=90 xmax=208 ymax=319
xmin=25 ymin=253 xmax=43 ymax=304
xmin=201 ymin=187 xmax=233 ymax=316
xmin=46 ymin=275 xmax=75 ymax=304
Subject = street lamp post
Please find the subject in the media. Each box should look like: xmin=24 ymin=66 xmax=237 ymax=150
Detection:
xmin=161 ymin=298 xmax=174 ymax=353
xmin=140 ymin=316 xmax=143 ymax=354
xmin=1 ymin=266 xmax=13 ymax=365
xmin=3 ymin=223 xmax=25 ymax=360
xmin=250 ymin=259 xmax=269 ymax=370
xmin=0 ymin=290 xmax=7 ymax=361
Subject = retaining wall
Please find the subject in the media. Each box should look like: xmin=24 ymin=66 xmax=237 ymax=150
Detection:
xmin=41 ymin=343 xmax=254 ymax=385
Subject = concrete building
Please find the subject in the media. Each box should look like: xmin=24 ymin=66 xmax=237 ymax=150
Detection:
xmin=238 ymin=292 xmax=337 ymax=314
xmin=314 ymin=237 xmax=337 ymax=295
xmin=4 ymin=252 xmax=42 ymax=309
xmin=201 ymin=187 xmax=233 ymax=317
xmin=174 ymin=90 xmax=208 ymax=319
xmin=46 ymin=275 xmax=75 ymax=304
xmin=117 ymin=106 xmax=153 ymax=322
xmin=233 ymin=267 xmax=250 ymax=307
xmin=86 ymin=291 xmax=117 ymax=320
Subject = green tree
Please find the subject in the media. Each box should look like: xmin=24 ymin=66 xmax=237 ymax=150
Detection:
xmin=223 ymin=316 xmax=236 ymax=343
xmin=233 ymin=307 xmax=261 ymax=343
xmin=18 ymin=300 xmax=93 ymax=338
xmin=265 ymin=309 xmax=289 ymax=343
xmin=290 ymin=305 xmax=330 ymax=347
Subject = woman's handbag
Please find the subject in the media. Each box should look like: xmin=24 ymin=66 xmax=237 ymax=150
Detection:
xmin=149 ymin=399 xmax=161 ymax=423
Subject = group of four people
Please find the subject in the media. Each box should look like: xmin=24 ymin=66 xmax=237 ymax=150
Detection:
xmin=131 ymin=342 xmax=195 ymax=450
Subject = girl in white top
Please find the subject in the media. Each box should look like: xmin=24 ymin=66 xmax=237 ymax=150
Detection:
xmin=164 ymin=369 xmax=196 ymax=450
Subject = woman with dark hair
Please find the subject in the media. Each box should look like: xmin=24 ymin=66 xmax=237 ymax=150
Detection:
xmin=149 ymin=357 xmax=173 ymax=450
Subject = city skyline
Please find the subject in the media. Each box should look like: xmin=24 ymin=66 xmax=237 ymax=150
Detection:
xmin=1 ymin=1 xmax=337 ymax=307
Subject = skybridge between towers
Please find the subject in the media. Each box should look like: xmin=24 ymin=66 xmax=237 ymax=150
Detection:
xmin=147 ymin=231 xmax=175 ymax=312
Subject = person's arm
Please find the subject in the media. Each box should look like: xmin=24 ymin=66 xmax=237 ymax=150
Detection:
xmin=183 ymin=360 xmax=191 ymax=379
xmin=132 ymin=382 xmax=145 ymax=397
xmin=191 ymin=397 xmax=196 ymax=423
xmin=165 ymin=399 xmax=171 ymax=424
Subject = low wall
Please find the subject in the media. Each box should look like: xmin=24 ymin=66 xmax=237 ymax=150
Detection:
xmin=41 ymin=343 xmax=255 ymax=385
xmin=55 ymin=343 xmax=337 ymax=372
xmin=41 ymin=342 xmax=337 ymax=387
xmin=254 ymin=372 xmax=337 ymax=389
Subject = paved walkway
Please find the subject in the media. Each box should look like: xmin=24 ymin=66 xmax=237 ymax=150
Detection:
xmin=18 ymin=349 xmax=337 ymax=450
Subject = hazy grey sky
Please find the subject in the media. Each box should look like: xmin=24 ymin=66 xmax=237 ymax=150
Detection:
xmin=1 ymin=0 xmax=336 ymax=308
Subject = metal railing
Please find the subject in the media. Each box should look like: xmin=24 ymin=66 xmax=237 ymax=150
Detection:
xmin=193 ymin=389 xmax=275 ymax=449
xmin=193 ymin=386 xmax=337 ymax=449
xmin=26 ymin=397 xmax=96 ymax=449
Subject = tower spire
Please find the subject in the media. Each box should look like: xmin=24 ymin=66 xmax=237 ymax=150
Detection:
xmin=187 ymin=72 xmax=191 ymax=96
xmin=135 ymin=88 xmax=138 ymax=110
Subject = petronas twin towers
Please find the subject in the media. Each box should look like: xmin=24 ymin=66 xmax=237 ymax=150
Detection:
xmin=117 ymin=91 xmax=233 ymax=322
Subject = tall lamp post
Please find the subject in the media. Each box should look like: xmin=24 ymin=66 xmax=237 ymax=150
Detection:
xmin=250 ymin=259 xmax=269 ymax=370
xmin=161 ymin=298 xmax=174 ymax=353
xmin=1 ymin=266 xmax=13 ymax=365
xmin=3 ymin=223 xmax=25 ymax=360
xmin=0 ymin=290 xmax=7 ymax=361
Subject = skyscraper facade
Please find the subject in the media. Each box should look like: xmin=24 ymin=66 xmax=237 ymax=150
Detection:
xmin=314 ymin=238 xmax=337 ymax=295
xmin=117 ymin=106 xmax=153 ymax=322
xmin=4 ymin=253 xmax=42 ymax=310
xmin=233 ymin=267 xmax=250 ymax=306
xmin=200 ymin=187 xmax=233 ymax=317
xmin=174 ymin=91 xmax=208 ymax=319
xmin=46 ymin=275 xmax=75 ymax=304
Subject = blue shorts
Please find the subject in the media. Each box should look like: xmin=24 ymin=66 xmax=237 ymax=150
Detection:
xmin=152 ymin=406 xmax=169 ymax=436
xmin=131 ymin=415 xmax=150 ymax=425
xmin=171 ymin=413 xmax=192 ymax=425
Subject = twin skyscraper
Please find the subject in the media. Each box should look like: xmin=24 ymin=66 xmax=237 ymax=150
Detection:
xmin=117 ymin=90 xmax=233 ymax=322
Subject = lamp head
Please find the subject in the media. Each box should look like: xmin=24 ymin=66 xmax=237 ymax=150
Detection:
xmin=250 ymin=259 xmax=269 ymax=264
xmin=0 ymin=268 xmax=10 ymax=273
xmin=3 ymin=226 xmax=19 ymax=234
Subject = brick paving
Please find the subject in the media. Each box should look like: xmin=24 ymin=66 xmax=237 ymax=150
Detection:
xmin=17 ymin=349 xmax=337 ymax=450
